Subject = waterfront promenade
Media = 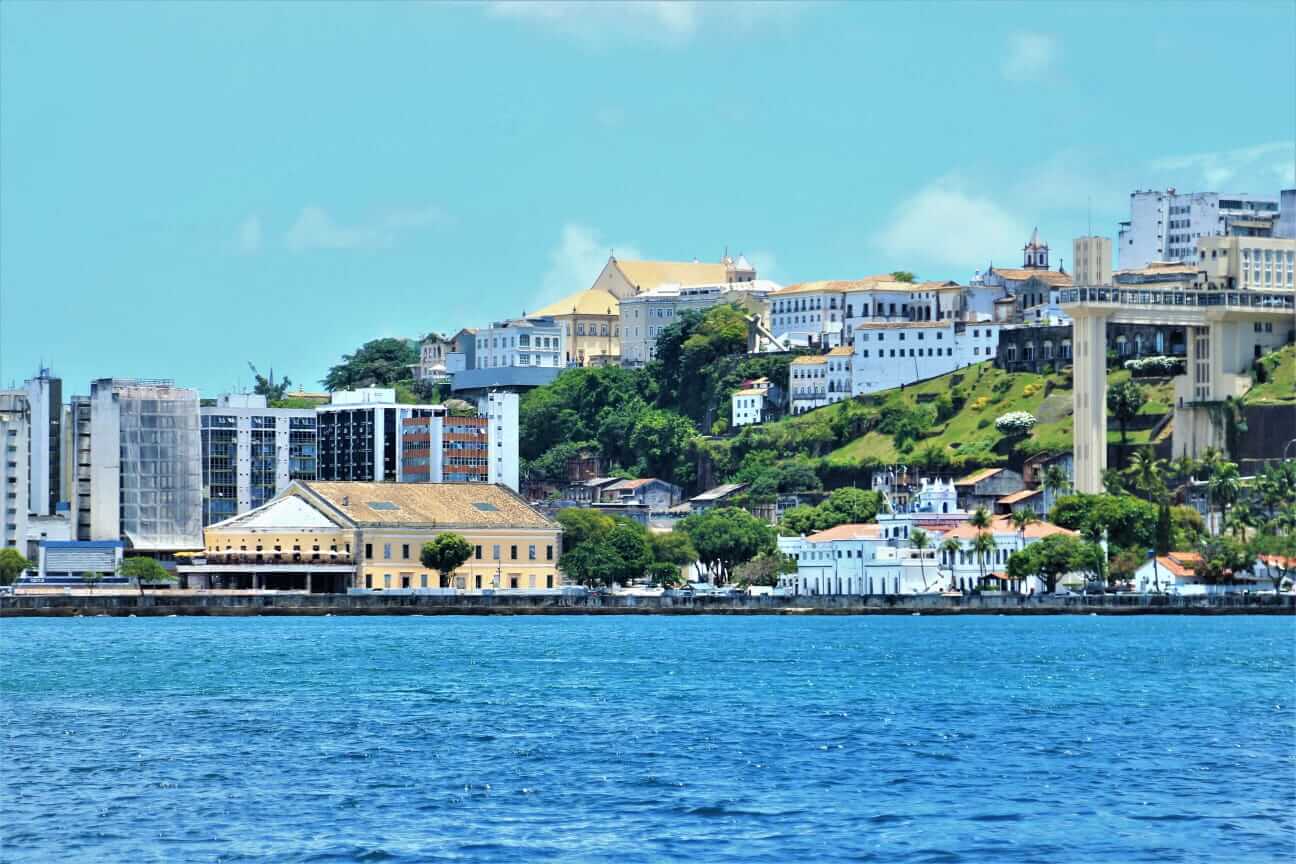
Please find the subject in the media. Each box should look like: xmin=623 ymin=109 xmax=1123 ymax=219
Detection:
xmin=2 ymin=590 xmax=1291 ymax=616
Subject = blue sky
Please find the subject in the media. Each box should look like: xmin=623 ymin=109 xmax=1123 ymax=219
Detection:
xmin=2 ymin=1 xmax=1293 ymax=395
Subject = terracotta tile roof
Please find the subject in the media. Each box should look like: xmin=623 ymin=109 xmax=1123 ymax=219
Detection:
xmin=805 ymin=523 xmax=883 ymax=542
xmin=955 ymin=468 xmax=1003 ymax=486
xmin=299 ymin=481 xmax=556 ymax=529
xmin=791 ymin=355 xmax=828 ymax=365
xmin=1155 ymin=552 xmax=1203 ymax=578
xmin=733 ymin=388 xmax=767 ymax=397
xmin=827 ymin=346 xmax=854 ymax=356
xmin=770 ymin=276 xmax=894 ymax=296
xmin=614 ymin=259 xmax=730 ymax=291
xmin=989 ymin=267 xmax=1073 ymax=287
xmin=997 ymin=488 xmax=1042 ymax=505
xmin=532 ymin=288 xmax=620 ymax=318
xmin=943 ymin=516 xmax=1076 ymax=541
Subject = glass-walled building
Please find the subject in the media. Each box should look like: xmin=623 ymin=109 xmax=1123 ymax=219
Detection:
xmin=200 ymin=394 xmax=317 ymax=526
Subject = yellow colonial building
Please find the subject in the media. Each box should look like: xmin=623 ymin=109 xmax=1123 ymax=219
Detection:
xmin=183 ymin=481 xmax=563 ymax=593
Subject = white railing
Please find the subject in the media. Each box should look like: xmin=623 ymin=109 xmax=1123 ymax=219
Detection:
xmin=1060 ymin=287 xmax=1293 ymax=311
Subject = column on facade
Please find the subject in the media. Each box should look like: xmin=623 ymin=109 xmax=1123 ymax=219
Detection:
xmin=1072 ymin=311 xmax=1107 ymax=494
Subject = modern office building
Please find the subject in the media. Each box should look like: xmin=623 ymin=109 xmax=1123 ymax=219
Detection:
xmin=0 ymin=391 xmax=30 ymax=551
xmin=22 ymin=369 xmax=62 ymax=516
xmin=1072 ymin=236 xmax=1113 ymax=287
xmin=398 ymin=414 xmax=488 ymax=484
xmin=1118 ymin=190 xmax=1280 ymax=269
xmin=200 ymin=394 xmax=318 ymax=526
xmin=316 ymin=388 xmax=445 ymax=483
xmin=72 ymin=379 xmax=203 ymax=551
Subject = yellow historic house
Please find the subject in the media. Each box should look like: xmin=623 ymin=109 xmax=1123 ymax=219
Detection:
xmin=181 ymin=481 xmax=563 ymax=593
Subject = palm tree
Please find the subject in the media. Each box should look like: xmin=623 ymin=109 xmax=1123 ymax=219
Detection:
xmin=973 ymin=530 xmax=997 ymax=591
xmin=1125 ymin=449 xmax=1169 ymax=502
xmin=969 ymin=506 xmax=992 ymax=531
xmin=910 ymin=528 xmax=932 ymax=590
xmin=1208 ymin=462 xmax=1241 ymax=535
xmin=940 ymin=536 xmax=963 ymax=591
xmin=1009 ymin=509 xmax=1039 ymax=551
xmin=1041 ymin=464 xmax=1071 ymax=499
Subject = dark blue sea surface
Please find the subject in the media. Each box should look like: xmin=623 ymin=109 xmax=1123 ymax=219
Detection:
xmin=1 ymin=616 xmax=1293 ymax=863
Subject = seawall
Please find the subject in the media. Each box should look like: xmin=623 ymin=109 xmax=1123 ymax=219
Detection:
xmin=2 ymin=592 xmax=1292 ymax=617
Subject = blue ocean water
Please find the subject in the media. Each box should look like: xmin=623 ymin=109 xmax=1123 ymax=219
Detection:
xmin=1 ymin=616 xmax=1293 ymax=863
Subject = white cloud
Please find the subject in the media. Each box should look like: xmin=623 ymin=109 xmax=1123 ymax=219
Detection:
xmin=1001 ymin=32 xmax=1058 ymax=82
xmin=283 ymin=205 xmax=448 ymax=252
xmin=485 ymin=1 xmax=803 ymax=45
xmin=873 ymin=176 xmax=1030 ymax=269
xmin=236 ymin=215 xmax=261 ymax=254
xmin=1151 ymin=141 xmax=1296 ymax=188
xmin=535 ymin=224 xmax=641 ymax=308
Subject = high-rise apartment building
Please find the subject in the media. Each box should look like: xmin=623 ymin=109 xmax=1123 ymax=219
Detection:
xmin=1072 ymin=236 xmax=1112 ymax=286
xmin=1118 ymin=190 xmax=1280 ymax=269
xmin=77 ymin=379 xmax=203 ymax=551
xmin=22 ymin=369 xmax=62 ymax=516
xmin=0 ymin=391 xmax=30 ymax=550
xmin=200 ymin=394 xmax=318 ymax=525
xmin=399 ymin=414 xmax=488 ymax=484
xmin=479 ymin=391 xmax=519 ymax=492
xmin=1278 ymin=189 xmax=1296 ymax=240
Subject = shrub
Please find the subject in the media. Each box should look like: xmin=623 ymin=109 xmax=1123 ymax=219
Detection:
xmin=977 ymin=417 xmax=991 ymax=429
xmin=1124 ymin=356 xmax=1185 ymax=377
xmin=994 ymin=411 xmax=1037 ymax=436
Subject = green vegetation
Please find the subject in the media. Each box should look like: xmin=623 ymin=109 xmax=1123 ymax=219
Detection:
xmin=420 ymin=533 xmax=474 ymax=588
xmin=322 ymin=338 xmax=419 ymax=391
xmin=0 ymin=548 xmax=33 ymax=586
xmin=779 ymin=487 xmax=887 ymax=535
xmin=677 ymin=506 xmax=776 ymax=585
xmin=118 ymin=557 xmax=175 ymax=594
xmin=555 ymin=510 xmax=698 ymax=588
xmin=1007 ymin=533 xmax=1103 ymax=593
xmin=1244 ymin=344 xmax=1296 ymax=405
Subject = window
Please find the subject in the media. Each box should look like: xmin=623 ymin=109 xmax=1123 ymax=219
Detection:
xmin=475 ymin=545 xmax=482 ymax=560
xmin=528 ymin=544 xmax=537 ymax=560
xmin=383 ymin=574 xmax=391 ymax=589
xmin=546 ymin=545 xmax=554 ymax=560
xmin=420 ymin=574 xmax=428 ymax=588
xmin=510 ymin=545 xmax=518 ymax=560
xmin=493 ymin=544 xmax=500 ymax=560
xmin=383 ymin=543 xmax=392 ymax=560
xmin=402 ymin=544 xmax=410 ymax=560
xmin=365 ymin=543 xmax=373 ymax=559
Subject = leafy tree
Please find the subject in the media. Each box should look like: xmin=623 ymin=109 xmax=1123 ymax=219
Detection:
xmin=1109 ymin=546 xmax=1144 ymax=587
xmin=118 ymin=557 xmax=175 ymax=595
xmin=555 ymin=509 xmax=616 ymax=552
xmin=815 ymin=487 xmax=886 ymax=528
xmin=559 ymin=541 xmax=619 ymax=588
xmin=605 ymin=520 xmax=652 ymax=584
xmin=630 ymin=409 xmax=699 ymax=482
xmin=890 ymin=271 xmax=916 ymax=283
xmin=1207 ymin=462 xmax=1242 ymax=535
xmin=80 ymin=571 xmax=106 ymax=593
xmin=1155 ymin=500 xmax=1172 ymax=556
xmin=734 ymin=552 xmax=797 ymax=588
xmin=525 ymin=441 xmax=601 ymax=484
xmin=1190 ymin=535 xmax=1255 ymax=585
xmin=1170 ymin=505 xmax=1204 ymax=550
xmin=1007 ymin=533 xmax=1100 ymax=593
xmin=1107 ymin=379 xmax=1146 ymax=445
xmin=779 ymin=505 xmax=820 ymax=536
xmin=421 ymin=533 xmax=473 ymax=588
xmin=679 ymin=506 xmax=776 ymax=585
xmin=648 ymin=561 xmax=686 ymax=588
xmin=1049 ymin=493 xmax=1158 ymax=552
xmin=322 ymin=338 xmax=419 ymax=391
xmin=0 ymin=548 xmax=33 ymax=586
xmin=1255 ymin=461 xmax=1296 ymax=520
xmin=649 ymin=531 xmax=697 ymax=567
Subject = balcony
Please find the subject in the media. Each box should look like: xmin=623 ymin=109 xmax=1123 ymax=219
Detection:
xmin=1059 ymin=287 xmax=1293 ymax=313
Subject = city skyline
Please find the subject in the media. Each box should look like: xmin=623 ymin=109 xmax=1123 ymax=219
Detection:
xmin=2 ymin=1 xmax=1294 ymax=394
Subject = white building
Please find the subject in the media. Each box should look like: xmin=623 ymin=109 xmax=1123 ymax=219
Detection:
xmin=1118 ymin=190 xmax=1281 ymax=270
xmin=731 ymin=387 xmax=766 ymax=427
xmin=473 ymin=316 xmax=565 ymax=370
xmin=768 ymin=280 xmax=857 ymax=348
xmin=479 ymin=391 xmax=519 ymax=492
xmin=850 ymin=321 xmax=999 ymax=395
xmin=0 ymin=391 xmax=30 ymax=552
xmin=780 ymin=523 xmax=943 ymax=596
xmin=77 ymin=379 xmax=203 ymax=551
xmin=825 ymin=346 xmax=852 ymax=405
xmin=414 ymin=333 xmax=453 ymax=383
xmin=1278 ymin=189 xmax=1296 ymax=239
xmin=788 ymin=355 xmax=829 ymax=414
xmin=1195 ymin=234 xmax=1296 ymax=291
xmin=618 ymin=277 xmax=781 ymax=365
xmin=1072 ymin=236 xmax=1112 ymax=286
xmin=939 ymin=516 xmax=1079 ymax=594
xmin=842 ymin=280 xmax=964 ymax=331
xmin=200 ymin=394 xmax=318 ymax=526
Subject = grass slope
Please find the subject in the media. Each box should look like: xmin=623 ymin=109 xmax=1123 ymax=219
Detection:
xmin=1245 ymin=343 xmax=1296 ymax=405
xmin=826 ymin=362 xmax=1177 ymax=466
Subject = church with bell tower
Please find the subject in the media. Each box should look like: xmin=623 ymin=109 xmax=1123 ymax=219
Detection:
xmin=1023 ymin=228 xmax=1049 ymax=269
